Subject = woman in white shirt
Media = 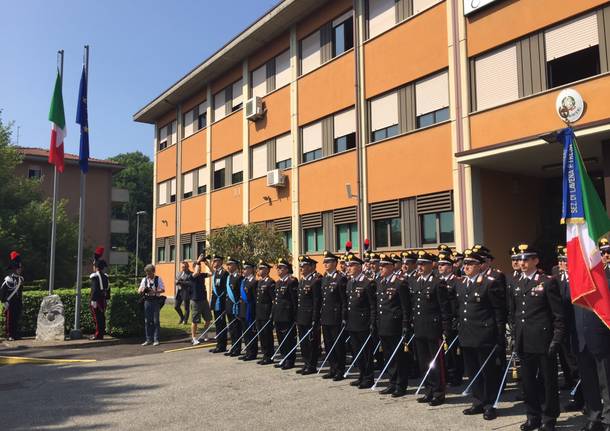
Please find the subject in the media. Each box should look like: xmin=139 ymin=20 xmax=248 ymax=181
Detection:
xmin=138 ymin=264 xmax=165 ymax=346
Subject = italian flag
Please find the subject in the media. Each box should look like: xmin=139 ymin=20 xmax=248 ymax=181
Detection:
xmin=561 ymin=127 xmax=610 ymax=328
xmin=48 ymin=69 xmax=66 ymax=173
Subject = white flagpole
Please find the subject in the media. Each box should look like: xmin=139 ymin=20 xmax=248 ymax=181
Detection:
xmin=48 ymin=50 xmax=63 ymax=295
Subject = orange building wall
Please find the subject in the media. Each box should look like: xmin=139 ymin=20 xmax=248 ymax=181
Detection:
xmin=297 ymin=51 xmax=355 ymax=126
xmin=156 ymin=145 xmax=177 ymax=182
xmin=211 ymin=184 xmax=243 ymax=229
xmin=156 ymin=263 xmax=176 ymax=297
xmin=249 ymin=172 xmax=292 ymax=222
xmin=211 ymin=110 xmax=244 ymax=160
xmin=469 ymin=74 xmax=610 ymax=149
xmin=366 ymin=124 xmax=453 ymax=202
xmin=180 ymin=195 xmax=206 ymax=233
xmin=298 ymin=151 xmax=357 ymax=214
xmin=181 ymin=130 xmax=207 ymax=173
xmin=156 ymin=204 xmax=176 ymax=238
xmin=364 ymin=2 xmax=448 ymax=98
xmin=249 ymin=32 xmax=290 ymax=70
xmin=296 ymin=0 xmax=352 ymax=40
xmin=249 ymin=86 xmax=291 ymax=145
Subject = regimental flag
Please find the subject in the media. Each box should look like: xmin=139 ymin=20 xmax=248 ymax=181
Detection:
xmin=561 ymin=127 xmax=610 ymax=328
xmin=76 ymin=65 xmax=89 ymax=173
xmin=48 ymin=69 xmax=66 ymax=173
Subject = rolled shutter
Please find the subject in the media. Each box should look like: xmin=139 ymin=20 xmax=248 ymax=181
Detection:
xmin=301 ymin=31 xmax=321 ymax=75
xmin=416 ymin=191 xmax=453 ymax=214
xmin=232 ymin=79 xmax=243 ymax=108
xmin=371 ymin=91 xmax=399 ymax=131
xmin=333 ymin=206 xmax=357 ymax=224
xmin=475 ymin=44 xmax=519 ymax=111
xmin=370 ymin=200 xmax=400 ymax=220
xmin=184 ymin=110 xmax=194 ymax=137
xmin=167 ymin=236 xmax=176 ymax=246
xmin=158 ymin=182 xmax=168 ymax=205
xmin=275 ymin=50 xmax=291 ymax=88
xmin=214 ymin=159 xmax=226 ymax=171
xmin=275 ymin=133 xmax=292 ymax=163
xmin=231 ymin=153 xmax=243 ymax=173
xmin=194 ymin=231 xmax=206 ymax=243
xmin=333 ymin=108 xmax=356 ymax=139
xmin=415 ymin=71 xmax=449 ymax=116
xmin=183 ymin=172 xmax=194 ymax=194
xmin=198 ymin=166 xmax=208 ymax=187
xmin=252 ymin=65 xmax=267 ymax=98
xmin=170 ymin=178 xmax=176 ymax=196
xmin=368 ymin=0 xmax=396 ymax=38
xmin=302 ymin=121 xmax=323 ymax=153
xmin=251 ymin=144 xmax=267 ymax=178
xmin=273 ymin=217 xmax=292 ymax=232
xmin=180 ymin=233 xmax=192 ymax=244
xmin=213 ymin=90 xmax=226 ymax=121
xmin=301 ymin=213 xmax=322 ymax=229
xmin=545 ymin=13 xmax=599 ymax=61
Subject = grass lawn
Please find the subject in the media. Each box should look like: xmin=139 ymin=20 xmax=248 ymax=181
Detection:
xmin=159 ymin=304 xmax=191 ymax=339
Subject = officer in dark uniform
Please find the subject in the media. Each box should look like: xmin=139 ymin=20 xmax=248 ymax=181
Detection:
xmin=411 ymin=250 xmax=451 ymax=405
xmin=89 ymin=250 xmax=110 ymax=340
xmin=238 ymin=261 xmax=258 ymax=361
xmin=319 ymin=251 xmax=348 ymax=381
xmin=296 ymin=255 xmax=322 ymax=375
xmin=573 ymin=239 xmax=610 ymax=431
xmin=456 ymin=249 xmax=506 ymax=421
xmin=474 ymin=244 xmax=508 ymax=292
xmin=255 ymin=260 xmax=275 ymax=364
xmin=273 ymin=258 xmax=298 ymax=369
xmin=224 ymin=257 xmax=243 ymax=357
xmin=510 ymin=245 xmax=564 ymax=431
xmin=345 ymin=253 xmax=377 ymax=389
xmin=506 ymin=245 xmax=526 ymax=402
xmin=210 ymin=255 xmax=229 ymax=353
xmin=1 ymin=251 xmax=24 ymax=341
xmin=376 ymin=253 xmax=411 ymax=397
xmin=401 ymin=250 xmax=420 ymax=378
xmin=452 ymin=250 xmax=465 ymax=277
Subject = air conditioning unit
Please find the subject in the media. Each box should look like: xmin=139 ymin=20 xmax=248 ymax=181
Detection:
xmin=266 ymin=169 xmax=286 ymax=187
xmin=245 ymin=96 xmax=264 ymax=121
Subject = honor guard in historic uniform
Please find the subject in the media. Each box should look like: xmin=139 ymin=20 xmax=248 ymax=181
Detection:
xmin=572 ymin=239 xmax=610 ymax=431
xmin=225 ymin=257 xmax=243 ymax=357
xmin=437 ymin=250 xmax=464 ymax=386
xmin=376 ymin=253 xmax=411 ymax=397
xmin=456 ymin=249 xmax=507 ymax=421
xmin=210 ymin=255 xmax=229 ymax=353
xmin=273 ymin=258 xmax=298 ymax=369
xmin=510 ymin=245 xmax=564 ymax=431
xmin=296 ymin=255 xmax=322 ymax=375
xmin=255 ymin=260 xmax=275 ymax=364
xmin=238 ymin=261 xmax=258 ymax=361
xmin=90 ymin=247 xmax=110 ymax=340
xmin=411 ymin=250 xmax=451 ymax=405
xmin=345 ymin=253 xmax=377 ymax=388
xmin=319 ymin=251 xmax=348 ymax=380
xmin=1 ymin=251 xmax=24 ymax=341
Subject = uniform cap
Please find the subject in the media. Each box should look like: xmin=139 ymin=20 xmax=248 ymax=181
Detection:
xmin=323 ymin=250 xmax=339 ymax=262
xmin=242 ymin=260 xmax=255 ymax=269
xmin=94 ymin=246 xmax=105 ymax=258
xmin=390 ymin=253 xmax=402 ymax=263
xmin=346 ymin=253 xmax=364 ymax=265
xmin=473 ymin=244 xmax=494 ymax=260
xmin=463 ymin=249 xmax=484 ymax=264
xmin=452 ymin=250 xmax=464 ymax=260
xmin=437 ymin=244 xmax=451 ymax=253
xmin=368 ymin=252 xmax=380 ymax=263
xmin=212 ymin=254 xmax=224 ymax=261
xmin=345 ymin=241 xmax=352 ymax=252
xmin=510 ymin=245 xmax=520 ymax=260
xmin=298 ymin=255 xmax=317 ymax=266
xmin=401 ymin=250 xmax=417 ymax=263
xmin=379 ymin=253 xmax=394 ymax=265
xmin=437 ymin=251 xmax=454 ymax=265
xmin=416 ymin=250 xmax=437 ymax=263
xmin=557 ymin=246 xmax=567 ymax=261
xmin=599 ymin=238 xmax=610 ymax=251
xmin=226 ymin=256 xmax=240 ymax=265
xmin=276 ymin=257 xmax=291 ymax=268
xmin=8 ymin=251 xmax=21 ymax=269
xmin=258 ymin=259 xmax=271 ymax=269
xmin=515 ymin=244 xmax=539 ymax=260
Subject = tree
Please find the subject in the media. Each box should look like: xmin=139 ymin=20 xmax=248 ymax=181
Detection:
xmin=207 ymin=224 xmax=290 ymax=264
xmin=109 ymin=152 xmax=153 ymax=269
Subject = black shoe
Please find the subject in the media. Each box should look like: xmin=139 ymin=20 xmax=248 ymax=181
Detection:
xmin=350 ymin=380 xmax=361 ymax=387
xmin=429 ymin=396 xmax=445 ymax=406
xmin=281 ymin=363 xmax=295 ymax=370
xmin=333 ymin=375 xmax=344 ymax=381
xmin=238 ymin=355 xmax=247 ymax=360
xmin=243 ymin=356 xmax=257 ymax=361
xmin=380 ymin=386 xmax=396 ymax=395
xmin=417 ymin=394 xmax=433 ymax=404
xmin=391 ymin=387 xmax=407 ymax=398
xmin=520 ymin=419 xmax=542 ymax=431
xmin=229 ymin=352 xmax=240 ymax=357
xmin=259 ymin=358 xmax=274 ymax=365
xmin=483 ymin=407 xmax=497 ymax=421
xmin=302 ymin=368 xmax=317 ymax=375
xmin=580 ymin=422 xmax=604 ymax=431
xmin=296 ymin=369 xmax=305 ymax=374
xmin=210 ymin=347 xmax=226 ymax=353
xmin=540 ymin=423 xmax=556 ymax=431
xmin=563 ymin=400 xmax=584 ymax=412
xmin=322 ymin=372 xmax=335 ymax=379
xmin=274 ymin=363 xmax=283 ymax=368
xmin=358 ymin=381 xmax=373 ymax=389
xmin=462 ymin=405 xmax=485 ymax=415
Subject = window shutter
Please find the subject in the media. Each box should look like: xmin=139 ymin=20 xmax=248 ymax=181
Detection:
xmin=184 ymin=110 xmax=194 ymax=137
xmin=251 ymin=144 xmax=267 ymax=178
xmin=214 ymin=159 xmax=226 ymax=172
xmin=275 ymin=133 xmax=292 ymax=163
xmin=370 ymin=200 xmax=400 ymax=220
xmin=333 ymin=206 xmax=357 ymax=224
xmin=198 ymin=166 xmax=208 ymax=187
xmin=167 ymin=236 xmax=176 ymax=247
xmin=170 ymin=120 xmax=177 ymax=145
xmin=159 ymin=125 xmax=168 ymax=142
xmin=158 ymin=182 xmax=168 ymax=205
xmin=412 ymin=0 xmax=441 ymax=14
xmin=416 ymin=191 xmax=453 ymax=214
xmin=232 ymin=79 xmax=243 ymax=108
xmin=199 ymin=100 xmax=208 ymax=116
xmin=252 ymin=65 xmax=267 ymax=98
xmin=368 ymin=0 xmax=397 ymax=38
xmin=415 ymin=71 xmax=449 ymax=116
xmin=371 ymin=91 xmax=399 ymax=131
xmin=231 ymin=153 xmax=243 ymax=173
xmin=194 ymin=231 xmax=206 ymax=243
xmin=170 ymin=178 xmax=177 ymax=196
xmin=302 ymin=121 xmax=323 ymax=153
xmin=475 ymin=44 xmax=519 ymax=110
xmin=213 ymin=90 xmax=226 ymax=121
xmin=301 ymin=31 xmax=321 ymax=75
xmin=183 ymin=172 xmax=194 ymax=194
xmin=180 ymin=233 xmax=192 ymax=244
xmin=273 ymin=217 xmax=292 ymax=231
xmin=333 ymin=107 xmax=356 ymax=139
xmin=275 ymin=50 xmax=291 ymax=88
xmin=545 ymin=13 xmax=599 ymax=61
xmin=301 ymin=213 xmax=322 ymax=229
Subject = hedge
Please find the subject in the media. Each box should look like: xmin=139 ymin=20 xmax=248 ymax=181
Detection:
xmin=0 ymin=287 xmax=144 ymax=338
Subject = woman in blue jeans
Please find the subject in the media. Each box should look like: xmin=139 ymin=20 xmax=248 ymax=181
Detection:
xmin=138 ymin=264 xmax=165 ymax=346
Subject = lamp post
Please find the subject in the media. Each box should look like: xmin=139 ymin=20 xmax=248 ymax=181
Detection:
xmin=135 ymin=211 xmax=147 ymax=286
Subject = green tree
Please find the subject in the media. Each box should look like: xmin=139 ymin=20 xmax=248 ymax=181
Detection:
xmin=109 ymin=151 xmax=153 ymax=270
xmin=206 ymin=224 xmax=290 ymax=264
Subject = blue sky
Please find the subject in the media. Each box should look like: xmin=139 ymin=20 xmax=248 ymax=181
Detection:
xmin=0 ymin=0 xmax=278 ymax=160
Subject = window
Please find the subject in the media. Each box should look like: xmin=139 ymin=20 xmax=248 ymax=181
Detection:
xmin=333 ymin=108 xmax=356 ymax=153
xmin=370 ymin=91 xmax=399 ymax=142
xmin=198 ymin=101 xmax=208 ymax=129
xmin=332 ymin=11 xmax=353 ymax=57
xmin=302 ymin=121 xmax=323 ymax=162
xmin=157 ymin=121 xmax=175 ymax=150
xmin=213 ymin=90 xmax=226 ymax=122
xmin=213 ymin=160 xmax=226 ymax=190
xmin=232 ymin=79 xmax=243 ymax=111
xmin=183 ymin=109 xmax=195 ymax=138
xmin=415 ymin=71 xmax=449 ymax=128
xmin=282 ymin=231 xmax=293 ymax=253
xmin=183 ymin=172 xmax=194 ymax=199
xmin=336 ymin=223 xmax=358 ymax=251
xmin=157 ymin=246 xmax=166 ymax=262
xmin=196 ymin=241 xmax=206 ymax=257
xmin=275 ymin=133 xmax=292 ymax=169
xmin=251 ymin=143 xmax=267 ymax=179
xmin=304 ymin=227 xmax=324 ymax=252
xmin=197 ymin=166 xmax=208 ymax=194
xmin=545 ymin=13 xmax=600 ymax=89
xmin=182 ymin=243 xmax=192 ymax=260
xmin=158 ymin=181 xmax=168 ymax=205
xmin=275 ymin=50 xmax=291 ymax=89
xmin=421 ymin=211 xmax=455 ymax=245
xmin=368 ymin=0 xmax=396 ymax=39
xmin=301 ymin=31 xmax=321 ymax=75
xmin=28 ymin=166 xmax=42 ymax=179
xmin=169 ymin=245 xmax=176 ymax=262
xmin=170 ymin=178 xmax=177 ymax=203
xmin=251 ymin=64 xmax=267 ymax=98
xmin=374 ymin=218 xmax=402 ymax=248
xmin=474 ymin=45 xmax=519 ymax=111
xmin=231 ymin=152 xmax=243 ymax=183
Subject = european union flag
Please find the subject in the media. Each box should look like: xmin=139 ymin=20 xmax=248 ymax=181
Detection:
xmin=76 ymin=66 xmax=89 ymax=173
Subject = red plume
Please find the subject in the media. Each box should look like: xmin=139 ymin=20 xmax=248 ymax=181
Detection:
xmin=9 ymin=251 xmax=20 ymax=261
xmin=345 ymin=241 xmax=352 ymax=252
xmin=94 ymin=246 xmax=105 ymax=258
xmin=364 ymin=239 xmax=370 ymax=251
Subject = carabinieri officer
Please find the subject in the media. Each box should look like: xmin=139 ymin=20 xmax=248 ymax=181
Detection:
xmin=209 ymin=255 xmax=229 ymax=353
xmin=296 ymin=255 xmax=322 ymax=375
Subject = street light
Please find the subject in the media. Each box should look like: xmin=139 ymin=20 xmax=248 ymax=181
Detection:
xmin=135 ymin=211 xmax=147 ymax=286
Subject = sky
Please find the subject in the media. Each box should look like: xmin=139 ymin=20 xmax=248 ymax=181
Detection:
xmin=0 ymin=0 xmax=278 ymax=160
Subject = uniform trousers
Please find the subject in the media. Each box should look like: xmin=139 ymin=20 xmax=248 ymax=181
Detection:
xmin=322 ymin=324 xmax=346 ymax=376
xmin=4 ymin=299 xmax=21 ymax=339
xmin=519 ymin=351 xmax=559 ymax=424
xmin=349 ymin=330 xmax=374 ymax=384
xmin=415 ymin=337 xmax=446 ymax=397
xmin=462 ymin=345 xmax=500 ymax=409
xmin=298 ymin=323 xmax=320 ymax=370
xmin=256 ymin=319 xmax=274 ymax=360
xmin=226 ymin=304 xmax=242 ymax=354
xmin=380 ymin=335 xmax=408 ymax=389
xmin=578 ymin=346 xmax=610 ymax=426
xmin=90 ymin=303 xmax=106 ymax=339
xmin=275 ymin=321 xmax=296 ymax=364
xmin=213 ymin=309 xmax=227 ymax=350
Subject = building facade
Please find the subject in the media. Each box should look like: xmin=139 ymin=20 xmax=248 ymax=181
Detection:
xmin=135 ymin=0 xmax=610 ymax=297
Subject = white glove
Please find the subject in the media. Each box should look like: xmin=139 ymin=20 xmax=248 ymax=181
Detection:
xmin=90 ymin=301 xmax=97 ymax=308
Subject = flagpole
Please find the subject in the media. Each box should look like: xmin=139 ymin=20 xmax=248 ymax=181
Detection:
xmin=72 ymin=45 xmax=89 ymax=340
xmin=48 ymin=50 xmax=63 ymax=295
